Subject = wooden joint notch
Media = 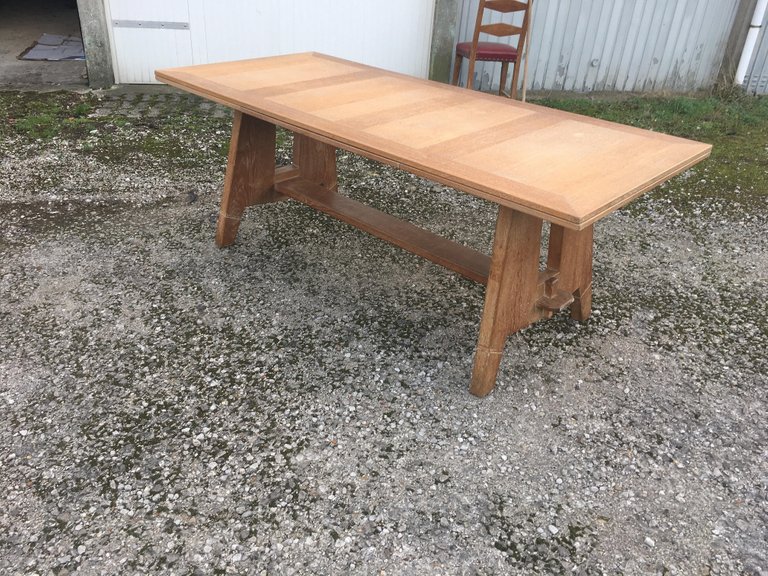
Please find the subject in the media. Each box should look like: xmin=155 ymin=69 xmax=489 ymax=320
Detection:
xmin=535 ymin=268 xmax=575 ymax=316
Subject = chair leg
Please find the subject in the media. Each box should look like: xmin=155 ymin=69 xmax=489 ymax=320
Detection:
xmin=452 ymin=54 xmax=463 ymax=86
xmin=467 ymin=57 xmax=476 ymax=90
xmin=510 ymin=60 xmax=522 ymax=100
xmin=499 ymin=62 xmax=509 ymax=97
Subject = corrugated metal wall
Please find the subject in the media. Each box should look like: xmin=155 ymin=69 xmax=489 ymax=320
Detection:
xmin=454 ymin=0 xmax=740 ymax=93
xmin=743 ymin=6 xmax=768 ymax=93
xmin=106 ymin=0 xmax=435 ymax=84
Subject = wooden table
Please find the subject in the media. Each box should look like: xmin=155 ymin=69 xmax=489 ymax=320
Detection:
xmin=156 ymin=53 xmax=710 ymax=397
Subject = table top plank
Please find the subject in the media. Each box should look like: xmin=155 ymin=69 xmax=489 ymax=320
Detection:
xmin=156 ymin=52 xmax=711 ymax=230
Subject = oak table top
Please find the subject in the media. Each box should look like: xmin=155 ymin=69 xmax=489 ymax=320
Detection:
xmin=157 ymin=52 xmax=711 ymax=231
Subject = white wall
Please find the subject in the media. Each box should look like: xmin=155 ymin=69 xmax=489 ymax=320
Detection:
xmin=107 ymin=0 xmax=436 ymax=84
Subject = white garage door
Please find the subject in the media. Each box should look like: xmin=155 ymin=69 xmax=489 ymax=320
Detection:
xmin=107 ymin=0 xmax=436 ymax=84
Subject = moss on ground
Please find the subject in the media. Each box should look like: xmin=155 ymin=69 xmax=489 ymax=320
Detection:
xmin=1 ymin=91 xmax=240 ymax=170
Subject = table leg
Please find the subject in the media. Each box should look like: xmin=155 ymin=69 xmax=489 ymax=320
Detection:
xmin=292 ymin=133 xmax=337 ymax=191
xmin=546 ymin=224 xmax=593 ymax=321
xmin=470 ymin=207 xmax=543 ymax=397
xmin=216 ymin=112 xmax=279 ymax=247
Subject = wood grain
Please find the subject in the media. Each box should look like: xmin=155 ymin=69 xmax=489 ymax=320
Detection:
xmin=480 ymin=23 xmax=523 ymax=37
xmin=486 ymin=0 xmax=530 ymax=12
xmin=216 ymin=112 xmax=279 ymax=247
xmin=292 ymin=134 xmax=338 ymax=192
xmin=547 ymin=224 xmax=594 ymax=320
xmin=470 ymin=206 xmax=543 ymax=397
xmin=156 ymin=53 xmax=711 ymax=231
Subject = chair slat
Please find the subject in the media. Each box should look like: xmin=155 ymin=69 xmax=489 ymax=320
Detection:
xmin=452 ymin=0 xmax=533 ymax=98
xmin=485 ymin=0 xmax=529 ymax=13
xmin=480 ymin=23 xmax=523 ymax=37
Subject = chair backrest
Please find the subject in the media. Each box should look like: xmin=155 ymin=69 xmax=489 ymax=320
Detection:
xmin=472 ymin=0 xmax=533 ymax=51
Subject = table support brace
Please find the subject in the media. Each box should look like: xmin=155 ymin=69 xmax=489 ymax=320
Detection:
xmin=217 ymin=121 xmax=595 ymax=397
xmin=470 ymin=207 xmax=544 ymax=396
xmin=217 ymin=112 xmax=282 ymax=247
xmin=547 ymin=224 xmax=593 ymax=321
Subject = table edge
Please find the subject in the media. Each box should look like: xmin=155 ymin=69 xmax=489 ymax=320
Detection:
xmin=155 ymin=63 xmax=712 ymax=231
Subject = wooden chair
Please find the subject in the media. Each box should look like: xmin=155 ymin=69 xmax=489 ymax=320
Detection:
xmin=452 ymin=0 xmax=534 ymax=98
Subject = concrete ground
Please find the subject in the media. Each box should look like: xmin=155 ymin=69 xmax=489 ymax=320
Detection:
xmin=0 ymin=90 xmax=766 ymax=575
xmin=0 ymin=0 xmax=87 ymax=89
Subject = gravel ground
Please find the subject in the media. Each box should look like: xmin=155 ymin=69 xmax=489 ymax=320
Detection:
xmin=0 ymin=90 xmax=766 ymax=575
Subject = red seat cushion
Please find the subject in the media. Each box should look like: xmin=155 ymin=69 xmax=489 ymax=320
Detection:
xmin=455 ymin=41 xmax=518 ymax=62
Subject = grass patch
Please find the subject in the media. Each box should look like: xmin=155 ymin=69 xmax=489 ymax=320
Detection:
xmin=0 ymin=91 xmax=235 ymax=171
xmin=531 ymin=93 xmax=768 ymax=138
xmin=1 ymin=92 xmax=98 ymax=140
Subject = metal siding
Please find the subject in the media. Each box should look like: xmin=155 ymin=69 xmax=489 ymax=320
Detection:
xmin=570 ymin=0 xmax=599 ymax=91
xmin=652 ymin=1 xmax=687 ymax=90
xmin=645 ymin=1 xmax=677 ymax=91
xmin=596 ymin=1 xmax=628 ymax=91
xmin=107 ymin=0 xmax=435 ymax=83
xmin=580 ymin=0 xmax=607 ymax=91
xmin=743 ymin=5 xmax=768 ymax=93
xmin=626 ymin=1 xmax=657 ymax=90
xmin=454 ymin=0 xmax=740 ymax=93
